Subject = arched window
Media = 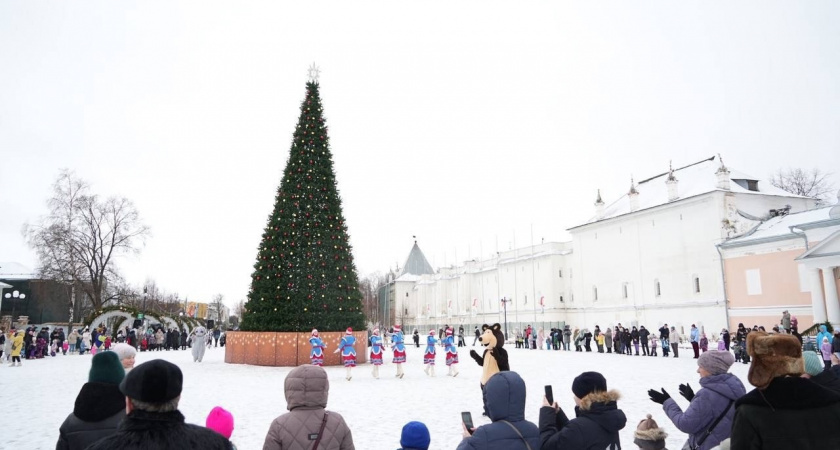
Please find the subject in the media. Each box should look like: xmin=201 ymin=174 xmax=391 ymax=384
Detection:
xmin=654 ymin=279 xmax=661 ymax=297
xmin=593 ymin=286 xmax=598 ymax=302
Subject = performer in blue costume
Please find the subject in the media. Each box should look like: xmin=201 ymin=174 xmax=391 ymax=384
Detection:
xmin=369 ymin=328 xmax=385 ymax=379
xmin=333 ymin=327 xmax=356 ymax=381
xmin=309 ymin=329 xmax=326 ymax=366
xmin=424 ymin=329 xmax=438 ymax=377
xmin=391 ymin=324 xmax=406 ymax=378
xmin=443 ymin=327 xmax=459 ymax=376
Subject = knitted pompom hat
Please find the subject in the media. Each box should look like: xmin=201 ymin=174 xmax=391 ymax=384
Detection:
xmin=89 ymin=351 xmax=125 ymax=385
xmin=633 ymin=414 xmax=667 ymax=450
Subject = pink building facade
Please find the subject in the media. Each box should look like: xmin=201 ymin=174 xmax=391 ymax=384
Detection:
xmin=720 ymin=195 xmax=840 ymax=332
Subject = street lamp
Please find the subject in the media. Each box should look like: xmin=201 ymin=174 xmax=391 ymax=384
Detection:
xmin=142 ymin=287 xmax=148 ymax=324
xmin=5 ymin=290 xmax=25 ymax=323
xmin=500 ymin=297 xmax=512 ymax=341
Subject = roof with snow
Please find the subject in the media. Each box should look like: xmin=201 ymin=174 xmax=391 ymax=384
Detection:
xmin=399 ymin=242 xmax=435 ymax=277
xmin=721 ymin=204 xmax=840 ymax=248
xmin=0 ymin=262 xmax=37 ymax=280
xmin=570 ymin=156 xmax=811 ymax=230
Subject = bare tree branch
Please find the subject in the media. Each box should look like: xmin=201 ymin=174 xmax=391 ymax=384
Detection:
xmin=769 ymin=167 xmax=835 ymax=204
xmin=23 ymin=170 xmax=151 ymax=310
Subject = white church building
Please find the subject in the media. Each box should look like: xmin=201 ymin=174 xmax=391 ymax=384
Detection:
xmin=383 ymin=156 xmax=817 ymax=337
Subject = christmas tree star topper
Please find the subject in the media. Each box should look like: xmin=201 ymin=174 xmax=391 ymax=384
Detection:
xmin=307 ymin=63 xmax=321 ymax=83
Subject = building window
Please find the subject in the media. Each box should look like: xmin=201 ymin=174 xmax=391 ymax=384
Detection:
xmin=570 ymin=292 xmax=575 ymax=302
xmin=593 ymin=286 xmax=598 ymax=302
xmin=654 ymin=279 xmax=661 ymax=297
xmin=746 ymin=269 xmax=762 ymax=295
xmin=622 ymin=283 xmax=629 ymax=299
xmin=558 ymin=269 xmax=563 ymax=278
xmin=559 ymin=295 xmax=564 ymax=303
xmin=693 ymin=276 xmax=700 ymax=294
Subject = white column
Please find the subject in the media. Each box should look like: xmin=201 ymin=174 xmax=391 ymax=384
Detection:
xmin=823 ymin=267 xmax=840 ymax=327
xmin=809 ymin=267 xmax=828 ymax=324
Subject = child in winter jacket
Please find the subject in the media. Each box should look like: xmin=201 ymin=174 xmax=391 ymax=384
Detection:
xmin=699 ymin=333 xmax=709 ymax=353
xmin=649 ymin=337 xmax=657 ymax=357
xmin=821 ymin=337 xmax=833 ymax=371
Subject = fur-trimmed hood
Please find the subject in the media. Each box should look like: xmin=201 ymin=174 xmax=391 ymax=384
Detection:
xmin=573 ymin=390 xmax=627 ymax=435
xmin=578 ymin=389 xmax=620 ymax=411
xmin=634 ymin=427 xmax=668 ymax=441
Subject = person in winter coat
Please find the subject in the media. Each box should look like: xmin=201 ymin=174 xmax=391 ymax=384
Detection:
xmin=596 ymin=333 xmax=606 ymax=353
xmin=540 ymin=371 xmax=626 ymax=450
xmin=816 ymin=325 xmax=833 ymax=356
xmin=821 ymin=337 xmax=833 ymax=371
xmin=604 ymin=327 xmax=613 ymax=354
xmin=456 ymin=371 xmax=539 ymax=450
xmin=657 ymin=324 xmax=669 ymax=356
xmin=781 ymin=310 xmax=791 ymax=333
xmin=68 ymin=329 xmax=79 ymax=354
xmin=263 ymin=364 xmax=354 ymax=450
xmin=670 ymin=326 xmax=681 ymax=358
xmin=690 ymin=324 xmax=700 ymax=358
xmin=639 ymin=326 xmax=650 ymax=356
xmin=9 ymin=329 xmax=23 ymax=366
xmin=573 ymin=328 xmax=582 ymax=352
xmin=631 ymin=327 xmax=640 ymax=355
xmin=832 ymin=330 xmax=840 ymax=359
xmin=648 ymin=350 xmax=745 ymax=450
xmin=731 ymin=331 xmax=840 ymax=449
xmin=561 ymin=326 xmax=570 ymax=351
xmin=803 ymin=351 xmax=840 ymax=395
xmin=699 ymin=333 xmax=709 ymax=353
xmin=722 ymin=329 xmax=731 ymax=351
xmin=57 ymin=352 xmax=126 ymax=450
xmin=81 ymin=329 xmax=92 ymax=355
xmin=87 ymin=359 xmax=232 ymax=450
xmin=583 ymin=328 xmax=593 ymax=352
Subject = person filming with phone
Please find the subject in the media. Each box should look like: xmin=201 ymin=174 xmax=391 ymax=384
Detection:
xmin=539 ymin=371 xmax=626 ymax=450
xmin=456 ymin=371 xmax=539 ymax=450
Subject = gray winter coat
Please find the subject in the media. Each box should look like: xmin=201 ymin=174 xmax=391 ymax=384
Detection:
xmin=263 ymin=365 xmax=354 ymax=450
xmin=456 ymin=372 xmax=540 ymax=450
xmin=604 ymin=329 xmax=613 ymax=347
xmin=663 ymin=373 xmax=746 ymax=450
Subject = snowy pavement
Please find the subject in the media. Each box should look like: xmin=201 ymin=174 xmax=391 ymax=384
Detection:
xmin=0 ymin=343 xmax=750 ymax=449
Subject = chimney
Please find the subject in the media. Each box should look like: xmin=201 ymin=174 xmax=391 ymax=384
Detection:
xmin=666 ymin=161 xmax=679 ymax=202
xmin=716 ymin=154 xmax=730 ymax=190
xmin=595 ymin=189 xmax=605 ymax=220
xmin=628 ymin=177 xmax=640 ymax=212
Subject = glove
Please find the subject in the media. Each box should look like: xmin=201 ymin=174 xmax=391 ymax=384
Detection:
xmin=679 ymin=383 xmax=695 ymax=402
xmin=648 ymin=388 xmax=671 ymax=405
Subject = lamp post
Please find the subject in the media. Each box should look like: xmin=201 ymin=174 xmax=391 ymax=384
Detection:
xmin=5 ymin=290 xmax=25 ymax=325
xmin=141 ymin=287 xmax=148 ymax=328
xmin=500 ymin=297 xmax=512 ymax=341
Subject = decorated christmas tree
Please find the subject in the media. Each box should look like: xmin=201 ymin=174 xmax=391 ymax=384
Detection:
xmin=241 ymin=67 xmax=365 ymax=332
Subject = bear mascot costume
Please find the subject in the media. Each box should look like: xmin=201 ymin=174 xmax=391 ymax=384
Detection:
xmin=470 ymin=323 xmax=510 ymax=415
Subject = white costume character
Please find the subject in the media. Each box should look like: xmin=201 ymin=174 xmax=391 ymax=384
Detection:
xmin=190 ymin=326 xmax=207 ymax=362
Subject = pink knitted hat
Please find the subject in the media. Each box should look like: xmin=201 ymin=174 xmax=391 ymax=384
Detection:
xmin=206 ymin=406 xmax=234 ymax=439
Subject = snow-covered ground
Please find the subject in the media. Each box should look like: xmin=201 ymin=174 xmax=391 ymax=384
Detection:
xmin=1 ymin=343 xmax=750 ymax=449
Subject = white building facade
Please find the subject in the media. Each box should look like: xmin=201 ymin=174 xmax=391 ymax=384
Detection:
xmin=386 ymin=156 xmax=817 ymax=337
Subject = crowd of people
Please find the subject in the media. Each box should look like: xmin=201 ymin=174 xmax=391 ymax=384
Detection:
xmin=1 ymin=323 xmax=225 ymax=366
xmin=9 ymin=308 xmax=840 ymax=449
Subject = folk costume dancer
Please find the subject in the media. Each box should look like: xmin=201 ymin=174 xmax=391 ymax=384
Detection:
xmin=334 ymin=327 xmax=356 ymax=380
xmin=309 ymin=329 xmax=326 ymax=366
xmin=424 ymin=329 xmax=438 ymax=377
xmin=369 ymin=328 xmax=385 ymax=379
xmin=391 ymin=325 xmax=406 ymax=378
xmin=443 ymin=327 xmax=459 ymax=377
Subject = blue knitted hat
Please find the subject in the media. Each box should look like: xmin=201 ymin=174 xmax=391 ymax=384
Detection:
xmin=400 ymin=421 xmax=430 ymax=450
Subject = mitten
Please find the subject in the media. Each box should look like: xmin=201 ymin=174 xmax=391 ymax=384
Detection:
xmin=679 ymin=383 xmax=695 ymax=402
xmin=648 ymin=388 xmax=671 ymax=405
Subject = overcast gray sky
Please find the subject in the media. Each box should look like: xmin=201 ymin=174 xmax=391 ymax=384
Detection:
xmin=2 ymin=1 xmax=838 ymax=308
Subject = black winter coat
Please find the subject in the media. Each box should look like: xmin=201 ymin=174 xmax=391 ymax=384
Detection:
xmin=658 ymin=326 xmax=669 ymax=340
xmin=86 ymin=409 xmax=232 ymax=450
xmin=639 ymin=328 xmax=650 ymax=341
xmin=731 ymin=377 xmax=840 ymax=449
xmin=631 ymin=330 xmax=639 ymax=343
xmin=57 ymin=382 xmax=126 ymax=450
xmin=539 ymin=390 xmax=626 ymax=450
xmin=811 ymin=366 xmax=840 ymax=395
